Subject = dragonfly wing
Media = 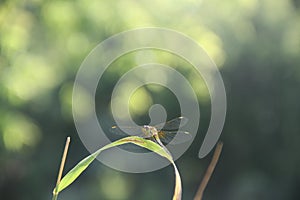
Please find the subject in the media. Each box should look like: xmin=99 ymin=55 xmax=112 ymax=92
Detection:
xmin=155 ymin=116 xmax=188 ymax=131
xmin=109 ymin=126 xmax=144 ymax=137
xmin=159 ymin=130 xmax=192 ymax=145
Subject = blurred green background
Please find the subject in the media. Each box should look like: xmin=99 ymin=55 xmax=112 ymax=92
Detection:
xmin=1 ymin=0 xmax=300 ymax=199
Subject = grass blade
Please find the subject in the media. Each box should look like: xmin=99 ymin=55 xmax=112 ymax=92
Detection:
xmin=171 ymin=160 xmax=182 ymax=200
xmin=153 ymin=135 xmax=182 ymax=200
xmin=53 ymin=136 xmax=175 ymax=195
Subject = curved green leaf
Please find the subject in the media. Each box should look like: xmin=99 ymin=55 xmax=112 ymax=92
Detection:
xmin=53 ymin=136 xmax=181 ymax=200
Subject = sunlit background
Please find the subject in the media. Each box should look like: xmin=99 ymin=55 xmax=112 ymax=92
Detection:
xmin=1 ymin=0 xmax=300 ymax=199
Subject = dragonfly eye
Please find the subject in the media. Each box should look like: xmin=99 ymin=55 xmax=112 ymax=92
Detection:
xmin=142 ymin=125 xmax=150 ymax=132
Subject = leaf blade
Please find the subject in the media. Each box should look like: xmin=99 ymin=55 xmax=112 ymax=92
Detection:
xmin=53 ymin=136 xmax=173 ymax=194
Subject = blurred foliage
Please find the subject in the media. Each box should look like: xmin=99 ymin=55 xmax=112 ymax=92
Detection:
xmin=0 ymin=0 xmax=300 ymax=199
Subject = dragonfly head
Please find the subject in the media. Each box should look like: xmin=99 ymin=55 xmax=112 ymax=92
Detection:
xmin=142 ymin=125 xmax=158 ymax=137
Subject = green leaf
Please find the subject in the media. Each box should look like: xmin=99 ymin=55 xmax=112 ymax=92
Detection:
xmin=171 ymin=161 xmax=182 ymax=200
xmin=53 ymin=136 xmax=181 ymax=200
xmin=54 ymin=150 xmax=99 ymax=194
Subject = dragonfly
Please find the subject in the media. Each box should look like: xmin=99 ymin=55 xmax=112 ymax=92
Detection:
xmin=110 ymin=116 xmax=191 ymax=145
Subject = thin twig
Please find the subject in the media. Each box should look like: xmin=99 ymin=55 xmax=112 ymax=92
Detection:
xmin=194 ymin=142 xmax=223 ymax=200
xmin=53 ymin=137 xmax=71 ymax=196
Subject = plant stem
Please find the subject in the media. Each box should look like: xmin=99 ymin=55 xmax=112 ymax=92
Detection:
xmin=194 ymin=142 xmax=223 ymax=200
xmin=52 ymin=137 xmax=71 ymax=200
xmin=52 ymin=193 xmax=58 ymax=200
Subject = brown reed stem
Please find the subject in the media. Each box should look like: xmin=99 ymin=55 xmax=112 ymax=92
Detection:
xmin=194 ymin=142 xmax=223 ymax=200
xmin=53 ymin=137 xmax=71 ymax=195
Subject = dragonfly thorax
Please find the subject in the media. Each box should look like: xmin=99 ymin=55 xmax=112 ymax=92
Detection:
xmin=142 ymin=125 xmax=158 ymax=137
